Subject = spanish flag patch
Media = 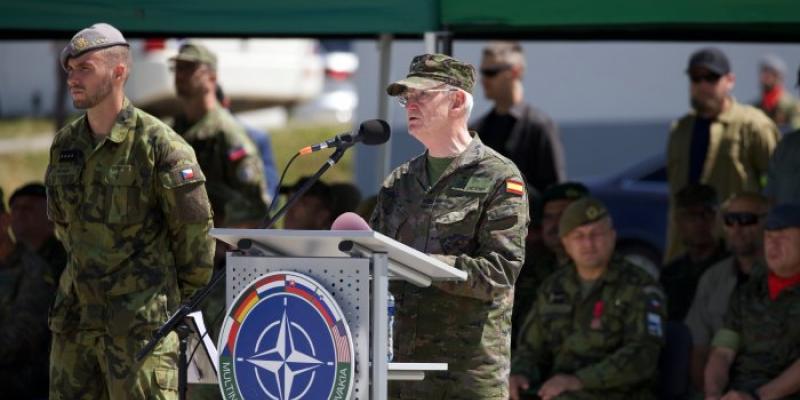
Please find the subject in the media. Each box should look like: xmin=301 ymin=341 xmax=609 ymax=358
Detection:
xmin=506 ymin=179 xmax=524 ymax=196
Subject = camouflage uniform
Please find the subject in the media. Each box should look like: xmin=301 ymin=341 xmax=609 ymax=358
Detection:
xmin=711 ymin=262 xmax=800 ymax=396
xmin=511 ymin=256 xmax=666 ymax=399
xmin=0 ymin=244 xmax=54 ymax=398
xmin=172 ymin=103 xmax=269 ymax=227
xmin=45 ymin=98 xmax=215 ymax=399
xmin=370 ymin=136 xmax=529 ymax=399
xmin=512 ymin=243 xmax=561 ymax=349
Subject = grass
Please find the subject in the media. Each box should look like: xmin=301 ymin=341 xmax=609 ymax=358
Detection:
xmin=0 ymin=117 xmax=354 ymax=201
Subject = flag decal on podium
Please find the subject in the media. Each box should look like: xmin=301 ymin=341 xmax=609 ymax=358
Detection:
xmin=218 ymin=271 xmax=355 ymax=400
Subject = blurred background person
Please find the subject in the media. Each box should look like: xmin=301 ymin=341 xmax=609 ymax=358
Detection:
xmin=471 ymin=41 xmax=565 ymax=195
xmin=752 ymin=54 xmax=800 ymax=132
xmin=8 ymin=182 xmax=66 ymax=284
xmin=684 ymin=192 xmax=767 ymax=392
xmin=0 ymin=187 xmax=54 ymax=399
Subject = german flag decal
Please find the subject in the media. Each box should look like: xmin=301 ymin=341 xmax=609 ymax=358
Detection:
xmin=506 ymin=179 xmax=524 ymax=196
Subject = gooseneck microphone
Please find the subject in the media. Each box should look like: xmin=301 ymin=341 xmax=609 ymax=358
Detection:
xmin=298 ymin=119 xmax=391 ymax=155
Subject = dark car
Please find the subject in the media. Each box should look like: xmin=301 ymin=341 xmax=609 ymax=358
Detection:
xmin=582 ymin=153 xmax=669 ymax=273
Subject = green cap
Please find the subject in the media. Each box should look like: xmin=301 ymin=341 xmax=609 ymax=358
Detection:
xmin=386 ymin=53 xmax=476 ymax=96
xmin=558 ymin=197 xmax=609 ymax=238
xmin=60 ymin=23 xmax=129 ymax=71
xmin=675 ymin=183 xmax=718 ymax=209
xmin=170 ymin=41 xmax=217 ymax=70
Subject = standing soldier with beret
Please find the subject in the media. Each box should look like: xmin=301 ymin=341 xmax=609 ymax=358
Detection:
xmin=510 ymin=197 xmax=666 ymax=400
xmin=47 ymin=23 xmax=215 ymax=399
xmin=370 ymin=53 xmax=529 ymax=399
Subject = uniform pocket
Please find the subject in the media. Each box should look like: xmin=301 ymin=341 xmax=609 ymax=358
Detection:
xmin=104 ymin=165 xmax=145 ymax=224
xmin=45 ymin=164 xmax=82 ymax=223
xmin=154 ymin=368 xmax=178 ymax=391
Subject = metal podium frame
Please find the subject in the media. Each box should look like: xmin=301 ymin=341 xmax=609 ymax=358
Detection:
xmin=211 ymin=228 xmax=467 ymax=400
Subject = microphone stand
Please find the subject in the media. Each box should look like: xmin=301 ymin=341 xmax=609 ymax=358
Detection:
xmin=137 ymin=145 xmax=349 ymax=400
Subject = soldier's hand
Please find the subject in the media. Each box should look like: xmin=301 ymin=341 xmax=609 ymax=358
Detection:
xmin=508 ymin=374 xmax=530 ymax=400
xmin=538 ymin=374 xmax=583 ymax=400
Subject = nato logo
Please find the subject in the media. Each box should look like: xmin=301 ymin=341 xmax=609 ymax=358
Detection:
xmin=218 ymin=271 xmax=355 ymax=400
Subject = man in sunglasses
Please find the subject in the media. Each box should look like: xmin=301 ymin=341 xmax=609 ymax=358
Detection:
xmin=685 ymin=192 xmax=767 ymax=392
xmin=704 ymin=203 xmax=800 ymax=400
xmin=665 ymin=47 xmax=780 ymax=263
xmin=371 ymin=53 xmax=529 ymax=399
xmin=470 ymin=42 xmax=565 ymax=195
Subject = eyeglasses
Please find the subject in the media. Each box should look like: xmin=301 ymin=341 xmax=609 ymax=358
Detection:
xmin=723 ymin=212 xmax=765 ymax=227
xmin=397 ymin=88 xmax=458 ymax=108
xmin=689 ymin=73 xmax=722 ymax=84
xmin=480 ymin=64 xmax=513 ymax=78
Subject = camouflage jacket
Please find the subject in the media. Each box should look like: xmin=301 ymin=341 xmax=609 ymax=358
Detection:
xmin=45 ymin=99 xmax=215 ymax=338
xmin=511 ymin=256 xmax=666 ymax=399
xmin=370 ymin=136 xmax=529 ymax=399
xmin=172 ymin=105 xmax=269 ymax=227
xmin=711 ymin=262 xmax=800 ymax=396
xmin=0 ymin=244 xmax=53 ymax=364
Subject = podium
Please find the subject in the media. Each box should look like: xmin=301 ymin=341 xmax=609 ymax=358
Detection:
xmin=211 ymin=228 xmax=467 ymax=400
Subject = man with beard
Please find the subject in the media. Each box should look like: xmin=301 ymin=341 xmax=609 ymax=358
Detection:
xmin=47 ymin=23 xmax=215 ymax=399
xmin=169 ymin=42 xmax=269 ymax=228
xmin=664 ymin=47 xmax=780 ymax=262
xmin=685 ymin=192 xmax=767 ymax=392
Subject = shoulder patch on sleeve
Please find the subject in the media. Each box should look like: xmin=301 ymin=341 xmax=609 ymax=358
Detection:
xmin=160 ymin=163 xmax=206 ymax=189
xmin=228 ymin=145 xmax=247 ymax=162
xmin=647 ymin=312 xmax=663 ymax=337
xmin=505 ymin=179 xmax=524 ymax=196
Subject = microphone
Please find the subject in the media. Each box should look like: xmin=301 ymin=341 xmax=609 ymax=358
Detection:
xmin=299 ymin=119 xmax=390 ymax=155
xmin=331 ymin=212 xmax=371 ymax=231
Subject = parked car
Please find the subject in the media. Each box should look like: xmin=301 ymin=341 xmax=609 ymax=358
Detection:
xmin=582 ymin=153 xmax=669 ymax=274
xmin=126 ymin=38 xmax=324 ymax=118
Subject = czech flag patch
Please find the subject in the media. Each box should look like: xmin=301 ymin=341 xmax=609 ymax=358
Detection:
xmin=505 ymin=179 xmax=524 ymax=196
xmin=180 ymin=168 xmax=195 ymax=181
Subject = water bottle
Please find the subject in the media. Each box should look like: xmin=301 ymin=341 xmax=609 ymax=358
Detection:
xmin=387 ymin=292 xmax=395 ymax=362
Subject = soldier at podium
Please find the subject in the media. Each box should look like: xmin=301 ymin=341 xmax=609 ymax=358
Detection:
xmin=370 ymin=53 xmax=529 ymax=399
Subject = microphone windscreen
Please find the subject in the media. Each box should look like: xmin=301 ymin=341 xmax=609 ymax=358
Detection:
xmin=358 ymin=119 xmax=391 ymax=145
xmin=331 ymin=212 xmax=371 ymax=231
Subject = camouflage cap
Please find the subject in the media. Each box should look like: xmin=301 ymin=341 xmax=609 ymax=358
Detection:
xmin=386 ymin=53 xmax=476 ymax=96
xmin=558 ymin=197 xmax=609 ymax=238
xmin=169 ymin=41 xmax=218 ymax=70
xmin=60 ymin=23 xmax=129 ymax=71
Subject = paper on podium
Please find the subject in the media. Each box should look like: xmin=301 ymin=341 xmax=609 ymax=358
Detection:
xmin=186 ymin=311 xmax=219 ymax=384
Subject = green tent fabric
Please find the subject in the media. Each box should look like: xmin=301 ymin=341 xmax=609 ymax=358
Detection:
xmin=442 ymin=0 xmax=800 ymax=41
xmin=0 ymin=0 xmax=438 ymax=37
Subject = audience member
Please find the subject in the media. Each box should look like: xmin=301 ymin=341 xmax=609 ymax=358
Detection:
xmin=704 ymin=203 xmax=800 ymax=399
xmin=661 ymin=184 xmax=729 ymax=321
xmin=665 ymin=47 xmax=779 ymax=261
xmin=510 ymin=197 xmax=665 ymax=400
xmin=0 ymin=187 xmax=55 ymax=398
xmin=685 ymin=192 xmax=767 ymax=392
xmin=9 ymin=183 xmax=66 ymax=283
xmin=512 ymin=182 xmax=588 ymax=349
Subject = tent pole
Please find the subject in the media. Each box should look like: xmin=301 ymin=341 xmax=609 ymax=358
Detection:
xmin=376 ymin=33 xmax=393 ymax=186
xmin=424 ymin=31 xmax=453 ymax=55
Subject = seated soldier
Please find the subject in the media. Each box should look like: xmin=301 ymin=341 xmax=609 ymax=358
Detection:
xmin=704 ymin=203 xmax=800 ymax=400
xmin=512 ymin=182 xmax=589 ymax=348
xmin=0 ymin=187 xmax=54 ymax=398
xmin=281 ymin=176 xmax=335 ymax=230
xmin=661 ymin=184 xmax=729 ymax=321
xmin=685 ymin=192 xmax=768 ymax=391
xmin=510 ymin=197 xmax=666 ymax=400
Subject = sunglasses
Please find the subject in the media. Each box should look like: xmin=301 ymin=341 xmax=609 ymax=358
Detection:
xmin=689 ymin=73 xmax=722 ymax=84
xmin=480 ymin=64 xmax=513 ymax=78
xmin=723 ymin=212 xmax=765 ymax=227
